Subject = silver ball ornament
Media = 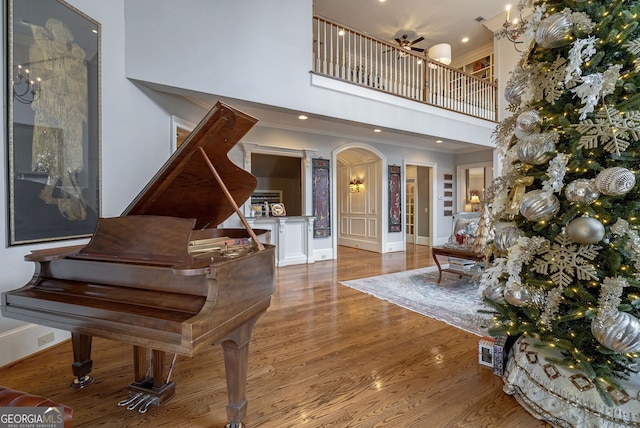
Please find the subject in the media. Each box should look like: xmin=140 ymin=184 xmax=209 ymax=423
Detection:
xmin=520 ymin=190 xmax=560 ymax=222
xmin=535 ymin=13 xmax=573 ymax=49
xmin=504 ymin=283 xmax=531 ymax=307
xmin=591 ymin=311 xmax=640 ymax=353
xmin=494 ymin=224 xmax=525 ymax=255
xmin=504 ymin=80 xmax=526 ymax=105
xmin=565 ymin=179 xmax=600 ymax=204
xmin=514 ymin=110 xmax=541 ymax=139
xmin=594 ymin=167 xmax=636 ymax=196
xmin=483 ymin=283 xmax=506 ymax=304
xmin=566 ymin=217 xmax=605 ymax=244
xmin=516 ymin=133 xmax=556 ymax=165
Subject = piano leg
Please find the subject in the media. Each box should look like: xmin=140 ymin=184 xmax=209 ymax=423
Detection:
xmin=69 ymin=333 xmax=95 ymax=389
xmin=220 ymin=318 xmax=258 ymax=428
xmin=133 ymin=345 xmax=149 ymax=383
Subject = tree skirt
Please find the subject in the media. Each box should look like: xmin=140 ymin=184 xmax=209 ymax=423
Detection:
xmin=504 ymin=336 xmax=640 ymax=427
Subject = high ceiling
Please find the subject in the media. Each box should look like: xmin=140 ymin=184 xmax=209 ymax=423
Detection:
xmin=190 ymin=1 xmax=509 ymax=154
xmin=313 ymin=0 xmax=507 ymax=61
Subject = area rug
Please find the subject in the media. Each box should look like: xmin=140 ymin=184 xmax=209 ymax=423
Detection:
xmin=340 ymin=266 xmax=492 ymax=336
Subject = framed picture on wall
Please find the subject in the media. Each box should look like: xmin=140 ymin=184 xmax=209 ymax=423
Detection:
xmin=7 ymin=0 xmax=101 ymax=245
xmin=388 ymin=165 xmax=401 ymax=232
xmin=312 ymin=158 xmax=330 ymax=238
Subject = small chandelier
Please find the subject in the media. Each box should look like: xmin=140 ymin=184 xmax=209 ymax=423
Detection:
xmin=13 ymin=64 xmax=41 ymax=104
xmin=495 ymin=2 xmax=528 ymax=52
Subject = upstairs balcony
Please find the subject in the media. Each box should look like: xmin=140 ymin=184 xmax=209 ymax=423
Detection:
xmin=312 ymin=16 xmax=498 ymax=122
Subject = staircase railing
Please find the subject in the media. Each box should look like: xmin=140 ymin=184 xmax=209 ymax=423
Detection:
xmin=312 ymin=16 xmax=497 ymax=122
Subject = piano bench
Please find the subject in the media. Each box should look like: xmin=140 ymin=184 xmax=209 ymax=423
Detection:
xmin=0 ymin=386 xmax=73 ymax=427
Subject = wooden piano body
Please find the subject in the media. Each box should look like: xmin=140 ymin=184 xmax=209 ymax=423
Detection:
xmin=1 ymin=102 xmax=275 ymax=427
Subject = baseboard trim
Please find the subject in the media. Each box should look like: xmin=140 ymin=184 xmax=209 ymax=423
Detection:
xmin=0 ymin=324 xmax=70 ymax=368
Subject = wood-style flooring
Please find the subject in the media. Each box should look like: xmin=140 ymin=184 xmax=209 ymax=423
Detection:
xmin=0 ymin=245 xmax=548 ymax=427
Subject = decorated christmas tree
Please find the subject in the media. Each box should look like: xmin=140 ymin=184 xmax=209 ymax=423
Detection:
xmin=482 ymin=0 xmax=640 ymax=405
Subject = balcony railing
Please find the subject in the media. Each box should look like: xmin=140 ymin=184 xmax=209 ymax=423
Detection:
xmin=312 ymin=16 xmax=497 ymax=122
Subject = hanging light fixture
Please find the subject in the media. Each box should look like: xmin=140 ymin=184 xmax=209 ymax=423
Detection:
xmin=428 ymin=43 xmax=452 ymax=65
xmin=12 ymin=65 xmax=41 ymax=104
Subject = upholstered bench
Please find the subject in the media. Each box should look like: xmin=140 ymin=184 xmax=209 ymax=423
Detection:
xmin=0 ymin=386 xmax=73 ymax=427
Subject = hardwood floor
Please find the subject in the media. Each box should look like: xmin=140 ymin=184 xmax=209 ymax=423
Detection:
xmin=0 ymin=245 xmax=548 ymax=427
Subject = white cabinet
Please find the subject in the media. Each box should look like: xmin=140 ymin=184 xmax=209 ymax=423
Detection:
xmin=248 ymin=216 xmax=316 ymax=267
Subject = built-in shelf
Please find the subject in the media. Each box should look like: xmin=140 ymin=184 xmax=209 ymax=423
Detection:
xmin=461 ymin=54 xmax=494 ymax=81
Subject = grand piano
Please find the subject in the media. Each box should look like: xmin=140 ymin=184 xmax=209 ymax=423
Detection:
xmin=1 ymin=102 xmax=275 ymax=428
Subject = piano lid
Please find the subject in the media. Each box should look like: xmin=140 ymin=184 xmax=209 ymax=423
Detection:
xmin=123 ymin=102 xmax=258 ymax=230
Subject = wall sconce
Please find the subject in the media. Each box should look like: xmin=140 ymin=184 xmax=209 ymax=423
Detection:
xmin=349 ymin=178 xmax=363 ymax=193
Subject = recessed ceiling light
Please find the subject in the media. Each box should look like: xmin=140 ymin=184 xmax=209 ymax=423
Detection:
xmin=298 ymin=115 xmax=308 ymax=120
xmin=338 ymin=29 xmax=345 ymax=36
xmin=436 ymin=140 xmax=443 ymax=144
xmin=374 ymin=129 xmax=382 ymax=133
xmin=461 ymin=37 xmax=469 ymax=43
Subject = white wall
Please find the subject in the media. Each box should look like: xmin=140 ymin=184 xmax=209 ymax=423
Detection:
xmin=124 ymin=0 xmax=496 ymax=149
xmin=0 ymin=0 xmax=176 ymax=363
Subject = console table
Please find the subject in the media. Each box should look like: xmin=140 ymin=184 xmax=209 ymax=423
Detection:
xmin=431 ymin=246 xmax=485 ymax=283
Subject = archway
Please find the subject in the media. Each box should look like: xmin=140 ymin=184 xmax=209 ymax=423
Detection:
xmin=334 ymin=144 xmax=385 ymax=254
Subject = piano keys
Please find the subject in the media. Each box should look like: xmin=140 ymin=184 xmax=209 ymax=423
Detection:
xmin=1 ymin=102 xmax=275 ymax=428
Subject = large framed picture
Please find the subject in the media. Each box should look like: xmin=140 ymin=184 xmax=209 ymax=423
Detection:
xmin=7 ymin=0 xmax=101 ymax=245
xmin=388 ymin=165 xmax=401 ymax=232
xmin=312 ymin=158 xmax=330 ymax=238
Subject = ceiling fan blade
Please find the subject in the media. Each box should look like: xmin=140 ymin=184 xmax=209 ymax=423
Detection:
xmin=411 ymin=47 xmax=425 ymax=53
xmin=411 ymin=36 xmax=424 ymax=45
xmin=394 ymin=38 xmax=402 ymax=45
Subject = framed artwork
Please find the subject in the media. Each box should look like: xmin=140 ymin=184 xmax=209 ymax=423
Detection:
xmin=312 ymin=158 xmax=330 ymax=238
xmin=388 ymin=165 xmax=401 ymax=232
xmin=7 ymin=0 xmax=101 ymax=245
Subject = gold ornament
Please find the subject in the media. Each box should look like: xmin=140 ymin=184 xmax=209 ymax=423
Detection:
xmin=504 ymin=176 xmax=535 ymax=216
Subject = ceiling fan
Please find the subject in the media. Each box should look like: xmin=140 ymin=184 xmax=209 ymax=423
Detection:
xmin=394 ymin=34 xmax=425 ymax=53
